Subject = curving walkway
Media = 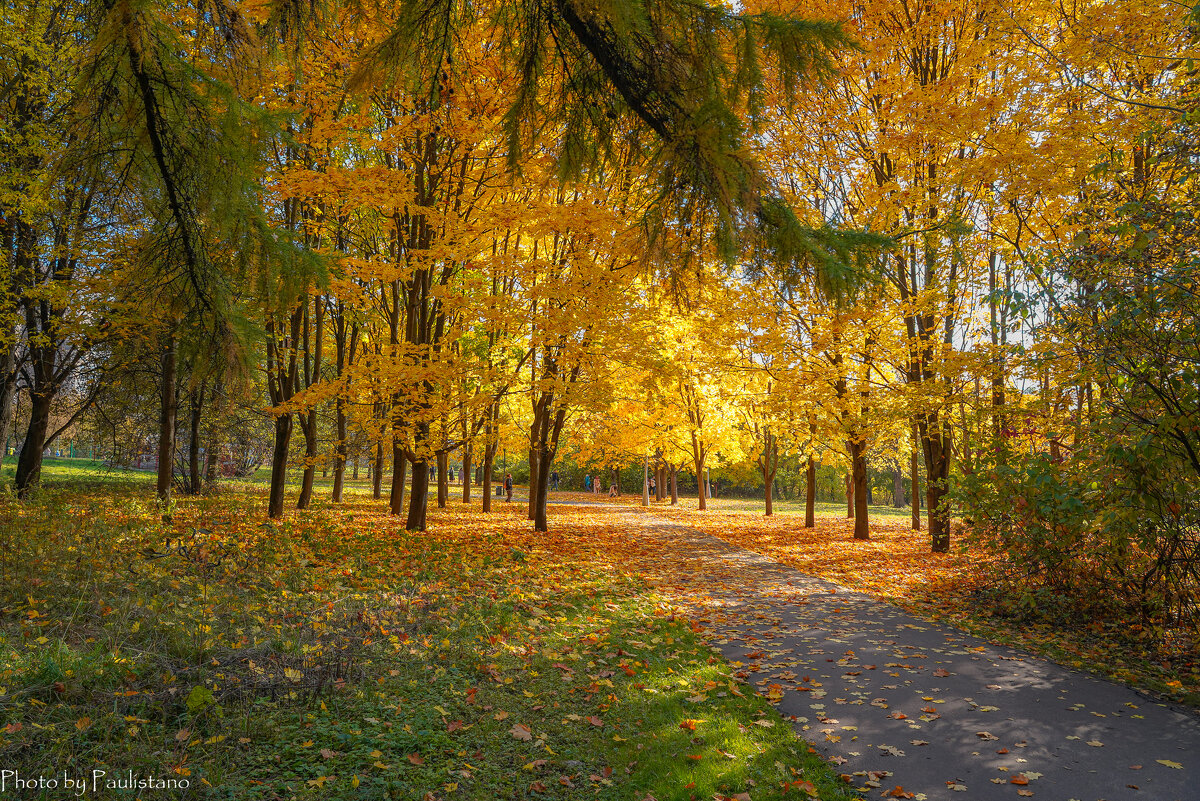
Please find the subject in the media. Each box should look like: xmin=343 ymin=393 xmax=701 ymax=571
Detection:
xmin=601 ymin=507 xmax=1200 ymax=801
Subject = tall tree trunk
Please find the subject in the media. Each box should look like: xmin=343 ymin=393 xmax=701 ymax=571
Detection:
xmin=527 ymin=424 xmax=541 ymax=520
xmin=531 ymin=393 xmax=570 ymax=533
xmin=156 ymin=335 xmax=178 ymax=513
xmin=436 ymin=450 xmax=448 ymax=508
xmin=805 ymin=454 xmax=816 ymax=528
xmin=0 ymin=344 xmax=15 ymax=476
xmin=390 ymin=441 xmax=406 ymax=516
xmin=533 ymin=443 xmax=551 ymax=531
xmin=482 ymin=440 xmax=496 ymax=513
xmin=267 ymin=414 xmax=292 ymax=519
xmin=203 ymin=379 xmax=221 ymax=486
xmin=332 ymin=396 xmax=347 ymax=502
xmin=893 ymin=465 xmax=904 ymax=507
xmin=918 ymin=413 xmax=952 ymax=552
xmin=850 ymin=439 xmax=869 ymax=540
xmin=373 ymin=439 xmax=384 ymax=500
xmin=296 ymin=412 xmax=317 ymax=509
xmin=461 ymin=439 xmax=473 ymax=503
xmin=845 ymin=471 xmax=854 ymax=518
xmin=188 ymin=384 xmax=203 ymax=494
xmin=910 ymin=444 xmax=921 ymax=531
xmin=406 ymin=455 xmax=430 ymax=531
xmin=670 ymin=465 xmax=678 ymax=505
xmin=761 ymin=430 xmax=777 ymax=517
xmin=14 ymin=392 xmax=52 ymax=498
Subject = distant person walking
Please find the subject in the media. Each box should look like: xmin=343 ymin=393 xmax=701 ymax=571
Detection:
xmin=608 ymin=479 xmax=618 ymax=498
xmin=584 ymin=474 xmax=591 ymax=492
xmin=551 ymin=470 xmax=559 ymax=490
xmin=504 ymin=472 xmax=513 ymax=502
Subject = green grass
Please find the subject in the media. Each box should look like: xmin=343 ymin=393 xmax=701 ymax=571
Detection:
xmin=648 ymin=494 xmax=915 ymax=520
xmin=0 ymin=465 xmax=864 ymax=800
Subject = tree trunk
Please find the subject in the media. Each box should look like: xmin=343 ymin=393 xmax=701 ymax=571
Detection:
xmin=910 ymin=445 xmax=921 ymax=531
xmin=482 ymin=441 xmax=496 ymax=513
xmin=533 ymin=444 xmax=552 ymax=532
xmin=0 ymin=346 xmax=16 ymax=477
xmin=893 ymin=465 xmax=904 ymax=507
xmin=845 ymin=472 xmax=853 ymax=518
xmin=691 ymin=429 xmax=707 ymax=511
xmin=406 ymin=456 xmax=430 ymax=531
xmin=436 ymin=450 xmax=448 ymax=508
xmin=156 ymin=336 xmax=178 ymax=513
xmin=461 ymin=439 xmax=472 ymax=503
xmin=267 ymin=414 xmax=292 ymax=519
xmin=670 ymin=466 xmax=678 ymax=504
xmin=188 ymin=385 xmax=203 ymax=494
xmin=527 ymin=443 xmax=540 ymax=520
xmin=373 ymin=440 xmax=384 ymax=500
xmin=531 ymin=391 xmax=571 ymax=533
xmin=922 ymin=416 xmax=952 ymax=552
xmin=851 ymin=439 xmax=869 ymax=540
xmin=332 ymin=396 xmax=347 ymax=503
xmin=761 ymin=430 xmax=777 ymax=517
xmin=805 ymin=454 xmax=816 ymax=528
xmin=296 ymin=412 xmax=317 ymax=509
xmin=390 ymin=441 xmax=406 ymax=516
xmin=14 ymin=392 xmax=52 ymax=498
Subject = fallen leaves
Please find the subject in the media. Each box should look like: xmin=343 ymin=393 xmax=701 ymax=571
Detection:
xmin=509 ymin=723 xmax=534 ymax=741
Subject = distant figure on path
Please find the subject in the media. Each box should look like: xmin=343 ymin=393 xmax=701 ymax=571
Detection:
xmin=608 ymin=479 xmax=618 ymax=498
xmin=584 ymin=474 xmax=591 ymax=492
xmin=551 ymin=470 xmax=559 ymax=490
xmin=504 ymin=472 xmax=513 ymax=502
xmin=648 ymin=475 xmax=656 ymax=497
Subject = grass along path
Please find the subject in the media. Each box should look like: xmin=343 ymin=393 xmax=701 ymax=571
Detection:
xmin=0 ymin=467 xmax=865 ymax=801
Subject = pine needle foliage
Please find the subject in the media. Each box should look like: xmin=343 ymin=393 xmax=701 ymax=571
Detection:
xmin=354 ymin=0 xmax=870 ymax=287
xmin=78 ymin=0 xmax=325 ymax=370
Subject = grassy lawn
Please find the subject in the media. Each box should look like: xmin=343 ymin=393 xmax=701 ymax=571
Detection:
xmin=0 ymin=461 xmax=864 ymax=800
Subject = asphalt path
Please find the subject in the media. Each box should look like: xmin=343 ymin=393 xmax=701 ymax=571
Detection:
xmin=615 ymin=511 xmax=1200 ymax=801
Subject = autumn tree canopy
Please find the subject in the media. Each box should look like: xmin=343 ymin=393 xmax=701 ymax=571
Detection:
xmin=3 ymin=0 xmax=1198 ymax=588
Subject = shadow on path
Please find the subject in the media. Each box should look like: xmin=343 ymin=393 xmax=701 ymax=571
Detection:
xmin=610 ymin=508 xmax=1199 ymax=801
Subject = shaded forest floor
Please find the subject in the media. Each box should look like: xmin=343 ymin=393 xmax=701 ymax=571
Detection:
xmin=641 ymin=503 xmax=1200 ymax=708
